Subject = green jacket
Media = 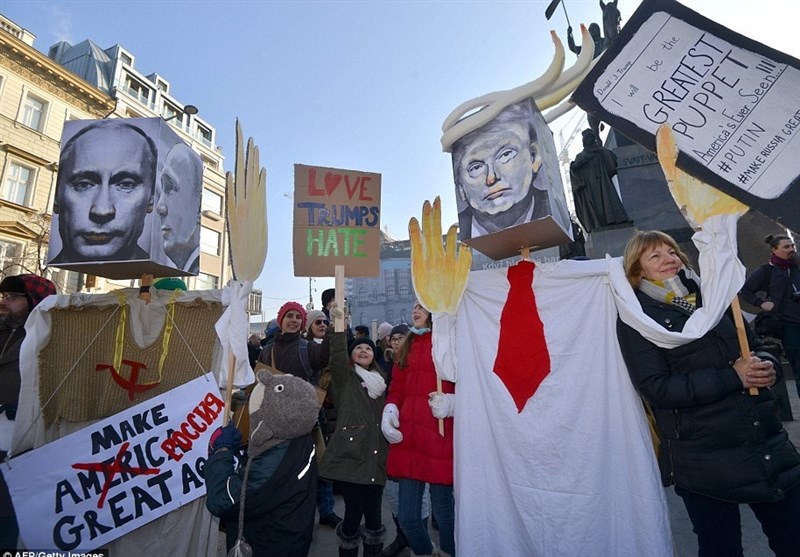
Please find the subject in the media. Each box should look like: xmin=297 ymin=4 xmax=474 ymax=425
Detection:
xmin=318 ymin=331 xmax=388 ymax=486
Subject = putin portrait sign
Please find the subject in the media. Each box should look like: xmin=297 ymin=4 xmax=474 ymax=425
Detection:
xmin=571 ymin=0 xmax=800 ymax=231
xmin=48 ymin=118 xmax=203 ymax=279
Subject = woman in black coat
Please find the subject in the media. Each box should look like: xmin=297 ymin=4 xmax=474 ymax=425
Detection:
xmin=740 ymin=234 xmax=800 ymax=400
xmin=617 ymin=230 xmax=800 ymax=557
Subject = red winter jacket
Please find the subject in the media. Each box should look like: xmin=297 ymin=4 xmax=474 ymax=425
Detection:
xmin=385 ymin=331 xmax=455 ymax=485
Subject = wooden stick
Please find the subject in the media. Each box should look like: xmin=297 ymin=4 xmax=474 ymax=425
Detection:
xmin=139 ymin=274 xmax=153 ymax=304
xmin=334 ymin=265 xmax=345 ymax=332
xmin=730 ymin=296 xmax=758 ymax=396
xmin=437 ymin=377 xmax=444 ymax=437
xmin=222 ymin=350 xmax=236 ymax=426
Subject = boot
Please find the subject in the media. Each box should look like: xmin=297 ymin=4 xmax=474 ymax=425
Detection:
xmin=362 ymin=524 xmax=386 ymax=557
xmin=378 ymin=514 xmax=408 ymax=557
xmin=336 ymin=521 xmax=361 ymax=557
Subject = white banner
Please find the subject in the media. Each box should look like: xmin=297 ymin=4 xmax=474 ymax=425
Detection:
xmin=2 ymin=373 xmax=223 ymax=552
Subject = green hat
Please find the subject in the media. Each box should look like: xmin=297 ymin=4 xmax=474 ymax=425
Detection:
xmin=153 ymin=277 xmax=187 ymax=291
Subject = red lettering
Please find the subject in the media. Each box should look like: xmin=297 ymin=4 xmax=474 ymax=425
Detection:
xmin=187 ymin=414 xmax=208 ymax=434
xmin=307 ymin=168 xmax=325 ymax=196
xmin=160 ymin=438 xmax=184 ymax=462
xmin=359 ymin=176 xmax=373 ymax=201
xmin=180 ymin=422 xmax=200 ymax=441
xmin=344 ymin=175 xmax=360 ymax=199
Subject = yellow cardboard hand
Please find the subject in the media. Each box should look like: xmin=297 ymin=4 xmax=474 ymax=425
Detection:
xmin=409 ymin=197 xmax=472 ymax=315
xmin=656 ymin=124 xmax=747 ymax=229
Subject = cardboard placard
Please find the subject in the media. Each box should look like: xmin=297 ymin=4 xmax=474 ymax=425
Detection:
xmin=571 ymin=0 xmax=800 ymax=231
xmin=293 ymin=164 xmax=381 ymax=277
xmin=2 ymin=374 xmax=222 ymax=552
xmin=48 ymin=118 xmax=203 ymax=279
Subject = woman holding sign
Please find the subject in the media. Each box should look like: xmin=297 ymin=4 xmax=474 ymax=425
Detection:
xmin=319 ymin=308 xmax=389 ymax=557
xmin=616 ymin=230 xmax=800 ymax=556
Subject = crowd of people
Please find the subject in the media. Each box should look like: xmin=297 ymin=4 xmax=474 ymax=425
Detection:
xmin=2 ymin=227 xmax=800 ymax=556
xmin=214 ymin=288 xmax=456 ymax=557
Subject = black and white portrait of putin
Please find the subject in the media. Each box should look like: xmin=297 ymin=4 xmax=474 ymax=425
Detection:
xmin=51 ymin=120 xmax=156 ymax=263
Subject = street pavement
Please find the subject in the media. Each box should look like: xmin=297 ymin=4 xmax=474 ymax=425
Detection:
xmin=219 ymin=380 xmax=800 ymax=556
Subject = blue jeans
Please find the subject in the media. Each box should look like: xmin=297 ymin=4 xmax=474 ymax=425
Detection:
xmin=781 ymin=322 xmax=800 ymax=399
xmin=398 ymin=479 xmax=455 ymax=556
xmin=384 ymin=478 xmax=431 ymax=518
xmin=317 ymin=478 xmax=335 ymax=517
xmin=676 ymin=484 xmax=800 ymax=557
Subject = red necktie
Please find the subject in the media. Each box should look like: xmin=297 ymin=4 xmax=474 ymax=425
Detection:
xmin=493 ymin=261 xmax=551 ymax=413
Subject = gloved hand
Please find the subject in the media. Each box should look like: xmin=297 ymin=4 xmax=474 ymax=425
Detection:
xmin=208 ymin=424 xmax=243 ymax=455
xmin=428 ymin=393 xmax=455 ymax=419
xmin=381 ymin=403 xmax=403 ymax=444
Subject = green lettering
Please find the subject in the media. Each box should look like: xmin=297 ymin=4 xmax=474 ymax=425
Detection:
xmin=352 ymin=229 xmax=367 ymax=257
xmin=323 ymin=229 xmax=339 ymax=257
xmin=306 ymin=229 xmax=324 ymax=256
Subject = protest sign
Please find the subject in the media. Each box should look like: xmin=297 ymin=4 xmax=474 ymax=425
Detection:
xmin=1 ymin=373 xmax=223 ymax=552
xmin=48 ymin=118 xmax=204 ymax=279
xmin=572 ymin=0 xmax=800 ymax=231
xmin=293 ymin=164 xmax=381 ymax=277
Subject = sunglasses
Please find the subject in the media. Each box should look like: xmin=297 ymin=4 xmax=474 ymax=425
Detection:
xmin=314 ymin=319 xmax=329 ymax=325
xmin=390 ymin=335 xmax=405 ymax=342
xmin=0 ymin=292 xmax=25 ymax=302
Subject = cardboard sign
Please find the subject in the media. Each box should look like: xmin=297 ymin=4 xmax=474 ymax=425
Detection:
xmin=572 ymin=0 xmax=800 ymax=231
xmin=1 ymin=374 xmax=222 ymax=552
xmin=293 ymin=164 xmax=381 ymax=277
xmin=48 ymin=118 xmax=203 ymax=279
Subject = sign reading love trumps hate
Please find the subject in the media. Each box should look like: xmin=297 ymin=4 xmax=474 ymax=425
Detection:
xmin=1 ymin=373 xmax=223 ymax=552
xmin=293 ymin=164 xmax=381 ymax=277
xmin=571 ymin=0 xmax=800 ymax=231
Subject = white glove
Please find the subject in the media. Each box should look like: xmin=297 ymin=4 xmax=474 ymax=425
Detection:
xmin=428 ymin=392 xmax=455 ymax=419
xmin=381 ymin=403 xmax=403 ymax=444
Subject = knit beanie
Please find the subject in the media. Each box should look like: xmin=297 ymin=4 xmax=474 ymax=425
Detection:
xmin=0 ymin=274 xmax=57 ymax=311
xmin=306 ymin=310 xmax=327 ymax=332
xmin=390 ymin=324 xmax=409 ymax=337
xmin=277 ymin=301 xmax=307 ymax=330
xmin=321 ymin=288 xmax=336 ymax=308
xmin=377 ymin=322 xmax=393 ymax=341
xmin=349 ymin=337 xmax=376 ymax=358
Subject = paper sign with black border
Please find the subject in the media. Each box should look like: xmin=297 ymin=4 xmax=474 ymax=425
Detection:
xmin=571 ymin=0 xmax=800 ymax=231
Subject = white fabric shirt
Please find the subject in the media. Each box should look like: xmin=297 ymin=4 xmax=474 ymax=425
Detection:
xmin=433 ymin=215 xmax=743 ymax=556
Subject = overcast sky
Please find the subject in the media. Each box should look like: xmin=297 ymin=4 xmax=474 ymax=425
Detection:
xmin=3 ymin=0 xmax=797 ymax=322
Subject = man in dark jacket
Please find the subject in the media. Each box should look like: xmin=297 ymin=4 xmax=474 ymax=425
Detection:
xmin=0 ymin=274 xmax=57 ymax=548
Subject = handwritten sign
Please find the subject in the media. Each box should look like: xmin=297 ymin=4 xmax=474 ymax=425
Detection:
xmin=293 ymin=164 xmax=381 ymax=277
xmin=1 ymin=374 xmax=222 ymax=552
xmin=572 ymin=0 xmax=800 ymax=231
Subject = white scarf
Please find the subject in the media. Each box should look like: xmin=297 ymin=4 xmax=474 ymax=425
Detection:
xmin=354 ymin=364 xmax=386 ymax=400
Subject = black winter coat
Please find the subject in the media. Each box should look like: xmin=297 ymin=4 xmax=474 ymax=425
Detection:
xmin=617 ymin=287 xmax=800 ymax=504
xmin=205 ymin=436 xmax=317 ymax=557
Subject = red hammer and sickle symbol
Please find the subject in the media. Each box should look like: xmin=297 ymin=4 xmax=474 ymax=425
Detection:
xmin=96 ymin=359 xmax=161 ymax=400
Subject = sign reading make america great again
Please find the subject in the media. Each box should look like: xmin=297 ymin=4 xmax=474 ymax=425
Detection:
xmin=293 ymin=164 xmax=381 ymax=277
xmin=571 ymin=0 xmax=800 ymax=231
xmin=1 ymin=373 xmax=222 ymax=552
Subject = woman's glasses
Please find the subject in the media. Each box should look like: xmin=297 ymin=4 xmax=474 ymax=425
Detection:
xmin=0 ymin=292 xmax=25 ymax=302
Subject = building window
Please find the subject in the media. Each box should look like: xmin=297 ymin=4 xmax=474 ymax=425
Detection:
xmin=121 ymin=53 xmax=133 ymax=66
xmin=123 ymin=75 xmax=152 ymax=107
xmin=202 ymin=189 xmax=223 ymax=214
xmin=0 ymin=239 xmax=23 ymax=275
xmin=1 ymin=162 xmax=35 ymax=206
xmin=196 ymin=272 xmax=218 ymax=290
xmin=200 ymin=226 xmax=220 ymax=255
xmin=21 ymin=94 xmax=46 ymax=131
xmin=197 ymin=125 xmax=212 ymax=147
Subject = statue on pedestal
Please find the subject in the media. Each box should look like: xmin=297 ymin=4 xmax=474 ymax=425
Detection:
xmin=567 ymin=0 xmax=622 ymax=139
xmin=569 ymin=129 xmax=631 ymax=233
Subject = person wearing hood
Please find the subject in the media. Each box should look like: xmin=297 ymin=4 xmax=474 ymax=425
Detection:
xmin=0 ymin=274 xmax=57 ymax=548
